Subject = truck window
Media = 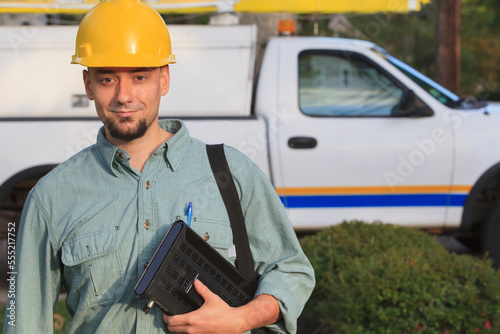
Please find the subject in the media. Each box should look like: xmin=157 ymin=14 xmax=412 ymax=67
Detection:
xmin=370 ymin=47 xmax=488 ymax=109
xmin=299 ymin=51 xmax=403 ymax=117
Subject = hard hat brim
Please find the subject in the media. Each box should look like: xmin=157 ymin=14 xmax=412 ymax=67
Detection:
xmin=71 ymin=53 xmax=176 ymax=67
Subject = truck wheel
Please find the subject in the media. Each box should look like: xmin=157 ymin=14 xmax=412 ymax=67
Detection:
xmin=481 ymin=201 xmax=500 ymax=267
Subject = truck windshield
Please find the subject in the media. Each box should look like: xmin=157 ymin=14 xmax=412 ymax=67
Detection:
xmin=372 ymin=46 xmax=461 ymax=108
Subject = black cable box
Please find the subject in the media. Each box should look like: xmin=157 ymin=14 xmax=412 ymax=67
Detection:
xmin=134 ymin=220 xmax=256 ymax=315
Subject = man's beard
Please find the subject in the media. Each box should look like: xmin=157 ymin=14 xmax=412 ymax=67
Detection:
xmin=106 ymin=118 xmax=148 ymax=142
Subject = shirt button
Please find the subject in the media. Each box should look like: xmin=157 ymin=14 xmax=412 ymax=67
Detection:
xmin=119 ymin=152 xmax=125 ymax=159
xmin=203 ymin=232 xmax=209 ymax=241
xmin=145 ymin=181 xmax=150 ymax=189
xmin=143 ymin=221 xmax=150 ymax=230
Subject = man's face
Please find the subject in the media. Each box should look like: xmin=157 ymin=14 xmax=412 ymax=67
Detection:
xmin=83 ymin=66 xmax=170 ymax=143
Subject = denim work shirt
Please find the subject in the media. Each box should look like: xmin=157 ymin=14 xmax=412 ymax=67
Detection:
xmin=3 ymin=119 xmax=315 ymax=334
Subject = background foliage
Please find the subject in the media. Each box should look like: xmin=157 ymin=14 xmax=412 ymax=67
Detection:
xmin=300 ymin=221 xmax=500 ymax=334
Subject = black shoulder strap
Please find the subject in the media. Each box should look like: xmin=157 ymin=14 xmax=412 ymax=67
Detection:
xmin=206 ymin=144 xmax=256 ymax=283
xmin=206 ymin=144 xmax=271 ymax=334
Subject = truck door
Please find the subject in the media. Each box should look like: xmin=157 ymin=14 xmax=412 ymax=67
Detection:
xmin=273 ymin=46 xmax=457 ymax=230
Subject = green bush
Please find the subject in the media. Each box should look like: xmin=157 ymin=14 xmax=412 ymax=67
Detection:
xmin=299 ymin=221 xmax=500 ymax=334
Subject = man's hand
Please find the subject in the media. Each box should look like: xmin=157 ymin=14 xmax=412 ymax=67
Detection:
xmin=163 ymin=279 xmax=280 ymax=334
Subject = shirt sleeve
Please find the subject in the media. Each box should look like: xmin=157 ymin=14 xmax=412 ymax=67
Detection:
xmin=2 ymin=188 xmax=63 ymax=334
xmin=227 ymin=148 xmax=316 ymax=334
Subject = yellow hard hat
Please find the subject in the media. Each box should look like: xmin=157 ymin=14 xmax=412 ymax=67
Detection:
xmin=71 ymin=0 xmax=176 ymax=67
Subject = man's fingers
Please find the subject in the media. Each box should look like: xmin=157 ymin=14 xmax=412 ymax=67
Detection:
xmin=162 ymin=279 xmax=229 ymax=332
xmin=193 ymin=279 xmax=217 ymax=302
xmin=193 ymin=279 xmax=206 ymax=294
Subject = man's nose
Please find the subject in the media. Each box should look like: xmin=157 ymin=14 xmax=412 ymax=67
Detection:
xmin=115 ymin=80 xmax=133 ymax=104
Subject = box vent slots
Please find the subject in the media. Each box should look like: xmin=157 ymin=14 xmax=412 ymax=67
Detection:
xmin=173 ymin=241 xmax=246 ymax=304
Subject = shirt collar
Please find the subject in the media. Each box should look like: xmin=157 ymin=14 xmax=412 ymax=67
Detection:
xmin=94 ymin=119 xmax=190 ymax=176
xmin=160 ymin=119 xmax=190 ymax=172
xmin=95 ymin=128 xmax=122 ymax=177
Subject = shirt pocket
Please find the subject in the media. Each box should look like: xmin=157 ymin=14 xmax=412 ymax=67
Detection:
xmin=190 ymin=217 xmax=233 ymax=256
xmin=61 ymin=228 xmax=124 ymax=309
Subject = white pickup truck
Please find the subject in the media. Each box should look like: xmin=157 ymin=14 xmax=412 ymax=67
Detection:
xmin=1 ymin=24 xmax=500 ymax=263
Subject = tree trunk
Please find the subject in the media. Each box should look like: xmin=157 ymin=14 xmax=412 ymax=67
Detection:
xmin=239 ymin=13 xmax=297 ymax=77
xmin=435 ymin=0 xmax=461 ymax=94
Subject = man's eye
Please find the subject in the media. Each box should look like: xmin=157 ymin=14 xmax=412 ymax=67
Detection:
xmin=136 ymin=75 xmax=147 ymax=81
xmin=99 ymin=78 xmax=113 ymax=83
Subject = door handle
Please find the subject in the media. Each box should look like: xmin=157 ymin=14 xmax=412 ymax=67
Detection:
xmin=288 ymin=137 xmax=317 ymax=149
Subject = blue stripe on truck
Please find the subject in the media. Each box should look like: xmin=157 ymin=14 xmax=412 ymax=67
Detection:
xmin=280 ymin=194 xmax=468 ymax=208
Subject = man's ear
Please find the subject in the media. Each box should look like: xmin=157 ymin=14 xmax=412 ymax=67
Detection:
xmin=160 ymin=65 xmax=170 ymax=96
xmin=83 ymin=69 xmax=94 ymax=100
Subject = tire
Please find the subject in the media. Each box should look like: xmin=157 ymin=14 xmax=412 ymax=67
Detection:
xmin=481 ymin=200 xmax=500 ymax=267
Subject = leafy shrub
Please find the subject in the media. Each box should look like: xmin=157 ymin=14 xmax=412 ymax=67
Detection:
xmin=299 ymin=221 xmax=500 ymax=334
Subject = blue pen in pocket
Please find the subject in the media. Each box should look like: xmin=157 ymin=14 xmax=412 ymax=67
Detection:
xmin=186 ymin=202 xmax=193 ymax=226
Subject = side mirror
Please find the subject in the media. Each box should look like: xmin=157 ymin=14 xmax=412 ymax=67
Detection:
xmin=392 ymin=89 xmax=434 ymax=117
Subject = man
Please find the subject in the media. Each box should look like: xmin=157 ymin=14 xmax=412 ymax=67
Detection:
xmin=3 ymin=0 xmax=315 ymax=333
